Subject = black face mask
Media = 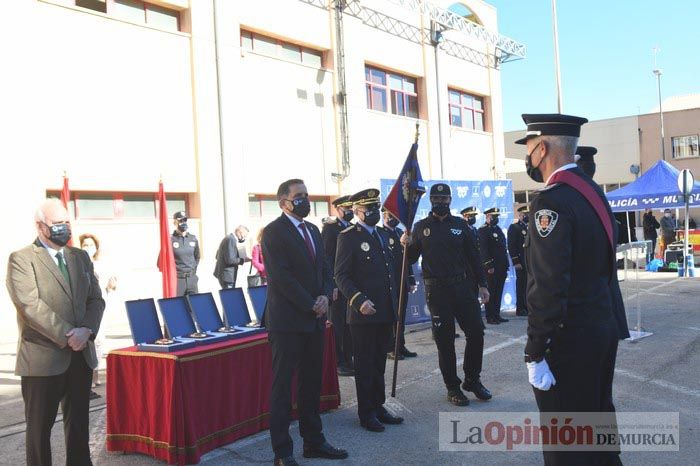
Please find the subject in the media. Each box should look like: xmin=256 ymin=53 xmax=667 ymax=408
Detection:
xmin=177 ymin=222 xmax=188 ymax=233
xmin=45 ymin=222 xmax=71 ymax=247
xmin=431 ymin=202 xmax=451 ymax=217
xmin=522 ymin=215 xmax=529 ymax=225
xmin=342 ymin=210 xmax=354 ymax=223
xmin=526 ymin=142 xmax=544 ymax=183
xmin=362 ymin=208 xmax=380 ymax=227
xmin=289 ymin=198 xmax=311 ymax=218
xmin=467 ymin=216 xmax=476 ymax=226
xmin=577 ymin=158 xmax=596 ymax=178
xmin=385 ymin=216 xmax=399 ymax=228
xmin=237 ymin=237 xmax=245 ymax=244
xmin=490 ymin=216 xmax=500 ymax=226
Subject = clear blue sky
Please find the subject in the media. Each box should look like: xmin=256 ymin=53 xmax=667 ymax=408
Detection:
xmin=488 ymin=0 xmax=700 ymax=131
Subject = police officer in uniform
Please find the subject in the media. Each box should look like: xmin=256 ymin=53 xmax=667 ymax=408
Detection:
xmin=321 ymin=195 xmax=355 ymax=376
xmin=478 ymin=207 xmax=509 ymax=324
xmin=379 ymin=207 xmax=417 ymax=360
xmin=171 ymin=211 xmax=200 ymax=296
xmin=460 ymin=206 xmax=480 ymax=246
xmin=334 ymin=189 xmax=404 ymax=432
xmin=402 ymin=184 xmax=492 ymax=406
xmin=516 ymin=113 xmax=628 ymax=466
xmin=507 ymin=206 xmax=529 ymax=316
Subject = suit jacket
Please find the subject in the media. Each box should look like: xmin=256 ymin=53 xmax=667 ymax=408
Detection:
xmin=6 ymin=239 xmax=105 ymax=376
xmin=334 ymin=224 xmax=397 ymax=325
xmin=262 ymin=214 xmax=333 ymax=333
xmin=213 ymin=233 xmax=244 ymax=284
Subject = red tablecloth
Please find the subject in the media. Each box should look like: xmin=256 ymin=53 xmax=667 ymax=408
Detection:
xmin=106 ymin=329 xmax=340 ymax=465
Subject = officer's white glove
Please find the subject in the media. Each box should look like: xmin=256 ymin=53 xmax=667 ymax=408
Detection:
xmin=527 ymin=359 xmax=556 ymax=391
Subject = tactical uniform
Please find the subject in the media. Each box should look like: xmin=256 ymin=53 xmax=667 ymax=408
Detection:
xmin=478 ymin=208 xmax=509 ymax=324
xmin=322 ymin=195 xmax=355 ymax=374
xmin=507 ymin=206 xmax=529 ymax=316
xmin=334 ymin=189 xmax=402 ymax=431
xmin=171 ymin=211 xmax=200 ymax=296
xmin=406 ymin=184 xmax=491 ymax=404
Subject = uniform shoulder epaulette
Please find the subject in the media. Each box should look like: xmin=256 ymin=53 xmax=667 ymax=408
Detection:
xmin=322 ymin=216 xmax=337 ymax=225
xmin=340 ymin=224 xmax=355 ymax=234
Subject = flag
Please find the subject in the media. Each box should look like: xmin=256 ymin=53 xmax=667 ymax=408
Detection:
xmin=156 ymin=181 xmax=177 ymax=298
xmin=60 ymin=173 xmax=73 ymax=246
xmin=382 ymin=143 xmax=425 ymax=230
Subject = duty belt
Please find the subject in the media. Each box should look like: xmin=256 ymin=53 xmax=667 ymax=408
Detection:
xmin=423 ymin=273 xmax=467 ymax=287
xmin=177 ymin=272 xmax=195 ymax=278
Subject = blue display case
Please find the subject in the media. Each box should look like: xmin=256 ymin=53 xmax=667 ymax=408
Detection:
xmin=187 ymin=292 xmax=248 ymax=339
xmin=157 ymin=297 xmax=232 ymax=344
xmin=218 ymin=288 xmax=266 ymax=336
xmin=124 ymin=299 xmax=196 ymax=352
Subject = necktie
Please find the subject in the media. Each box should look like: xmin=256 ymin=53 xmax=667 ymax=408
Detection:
xmin=299 ymin=223 xmax=316 ymax=263
xmin=56 ymin=251 xmax=70 ymax=285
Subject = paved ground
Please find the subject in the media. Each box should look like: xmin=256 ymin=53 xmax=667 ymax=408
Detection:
xmin=0 ymin=272 xmax=698 ymax=465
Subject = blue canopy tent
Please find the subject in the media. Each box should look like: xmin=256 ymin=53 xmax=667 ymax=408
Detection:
xmin=606 ymin=160 xmax=700 ymax=213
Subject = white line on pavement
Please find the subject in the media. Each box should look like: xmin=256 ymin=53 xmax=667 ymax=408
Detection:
xmin=623 ymin=277 xmax=683 ymax=301
xmin=614 ymin=368 xmax=700 ymax=398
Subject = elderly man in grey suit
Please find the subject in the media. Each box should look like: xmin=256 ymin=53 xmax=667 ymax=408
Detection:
xmin=6 ymin=199 xmax=105 ymax=466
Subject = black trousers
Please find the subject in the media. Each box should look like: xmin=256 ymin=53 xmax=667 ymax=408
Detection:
xmin=515 ymin=267 xmax=527 ymax=314
xmin=485 ymin=270 xmax=507 ymax=320
xmin=350 ymin=323 xmax=392 ymax=422
xmin=21 ymin=351 xmax=93 ymax=466
xmin=645 ymin=237 xmax=657 ymax=262
xmin=268 ymin=330 xmax=325 ymax=459
xmin=330 ymin=295 xmax=353 ymax=368
xmin=533 ymin=318 xmax=622 ymax=466
xmin=425 ymin=280 xmax=484 ymax=390
xmin=176 ymin=275 xmax=198 ymax=296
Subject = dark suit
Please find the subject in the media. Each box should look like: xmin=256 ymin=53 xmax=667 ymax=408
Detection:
xmin=478 ymin=223 xmax=509 ymax=320
xmin=525 ymin=167 xmax=628 ymax=466
xmin=6 ymin=239 xmax=105 ymax=466
xmin=321 ymin=218 xmax=353 ymax=368
xmin=507 ymin=220 xmax=528 ymax=315
xmin=213 ymin=233 xmax=245 ymax=288
xmin=379 ymin=225 xmax=415 ymax=349
xmin=334 ymin=224 xmax=397 ymax=421
xmin=262 ymin=214 xmax=333 ymax=459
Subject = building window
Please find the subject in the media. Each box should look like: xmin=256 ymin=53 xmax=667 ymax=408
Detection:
xmin=240 ymin=30 xmax=324 ymax=68
xmin=449 ymin=89 xmax=485 ymax=131
xmin=365 ymin=66 xmax=418 ymax=118
xmin=47 ymin=191 xmax=187 ymax=219
xmin=514 ymin=191 xmax=527 ymax=204
xmin=75 ymin=0 xmax=181 ymax=31
xmin=672 ymin=135 xmax=699 ymax=159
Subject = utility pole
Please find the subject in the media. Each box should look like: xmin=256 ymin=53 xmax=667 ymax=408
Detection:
xmin=551 ymin=0 xmax=563 ymax=113
xmin=652 ymin=47 xmax=665 ymax=161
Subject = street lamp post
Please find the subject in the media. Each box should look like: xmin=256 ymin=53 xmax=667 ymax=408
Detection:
xmin=652 ymin=47 xmax=665 ymax=161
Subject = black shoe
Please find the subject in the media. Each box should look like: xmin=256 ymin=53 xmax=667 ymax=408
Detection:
xmin=303 ymin=441 xmax=349 ymax=459
xmin=455 ymin=332 xmax=461 ymax=338
xmin=400 ymin=346 xmax=417 ymax=358
xmin=497 ymin=316 xmax=509 ymax=323
xmin=462 ymin=379 xmax=492 ymax=401
xmin=387 ymin=352 xmax=404 ymax=360
xmin=89 ymin=390 xmax=101 ymax=400
xmin=337 ymin=366 xmax=355 ymax=377
xmin=447 ymin=389 xmax=470 ymax=406
xmin=515 ymin=311 xmax=528 ymax=316
xmin=360 ymin=417 xmax=385 ymax=432
xmin=486 ymin=318 xmax=500 ymax=325
xmin=274 ymin=456 xmax=299 ymax=466
xmin=377 ymin=409 xmax=404 ymax=425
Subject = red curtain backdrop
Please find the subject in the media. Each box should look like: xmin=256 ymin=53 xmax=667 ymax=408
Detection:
xmin=157 ymin=181 xmax=177 ymax=298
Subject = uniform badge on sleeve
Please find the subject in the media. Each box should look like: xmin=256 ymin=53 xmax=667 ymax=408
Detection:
xmin=361 ymin=242 xmax=370 ymax=251
xmin=423 ymin=228 xmax=431 ymax=237
xmin=535 ymin=209 xmax=559 ymax=238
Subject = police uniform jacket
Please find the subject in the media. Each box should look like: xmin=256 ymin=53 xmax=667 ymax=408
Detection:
xmin=406 ymin=214 xmax=487 ymax=288
xmin=171 ymin=231 xmax=200 ymax=276
xmin=524 ymin=166 xmax=630 ymax=359
xmin=378 ymin=225 xmax=416 ymax=289
xmin=478 ymin=223 xmax=509 ymax=273
xmin=507 ymin=221 xmax=528 ymax=269
xmin=321 ymin=217 xmax=352 ymax=285
xmin=334 ymin=224 xmax=398 ymax=325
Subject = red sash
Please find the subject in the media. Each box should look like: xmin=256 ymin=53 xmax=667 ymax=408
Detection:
xmin=547 ymin=169 xmax=615 ymax=253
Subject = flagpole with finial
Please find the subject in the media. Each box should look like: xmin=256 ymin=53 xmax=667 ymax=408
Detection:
xmin=391 ymin=123 xmax=421 ymax=397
